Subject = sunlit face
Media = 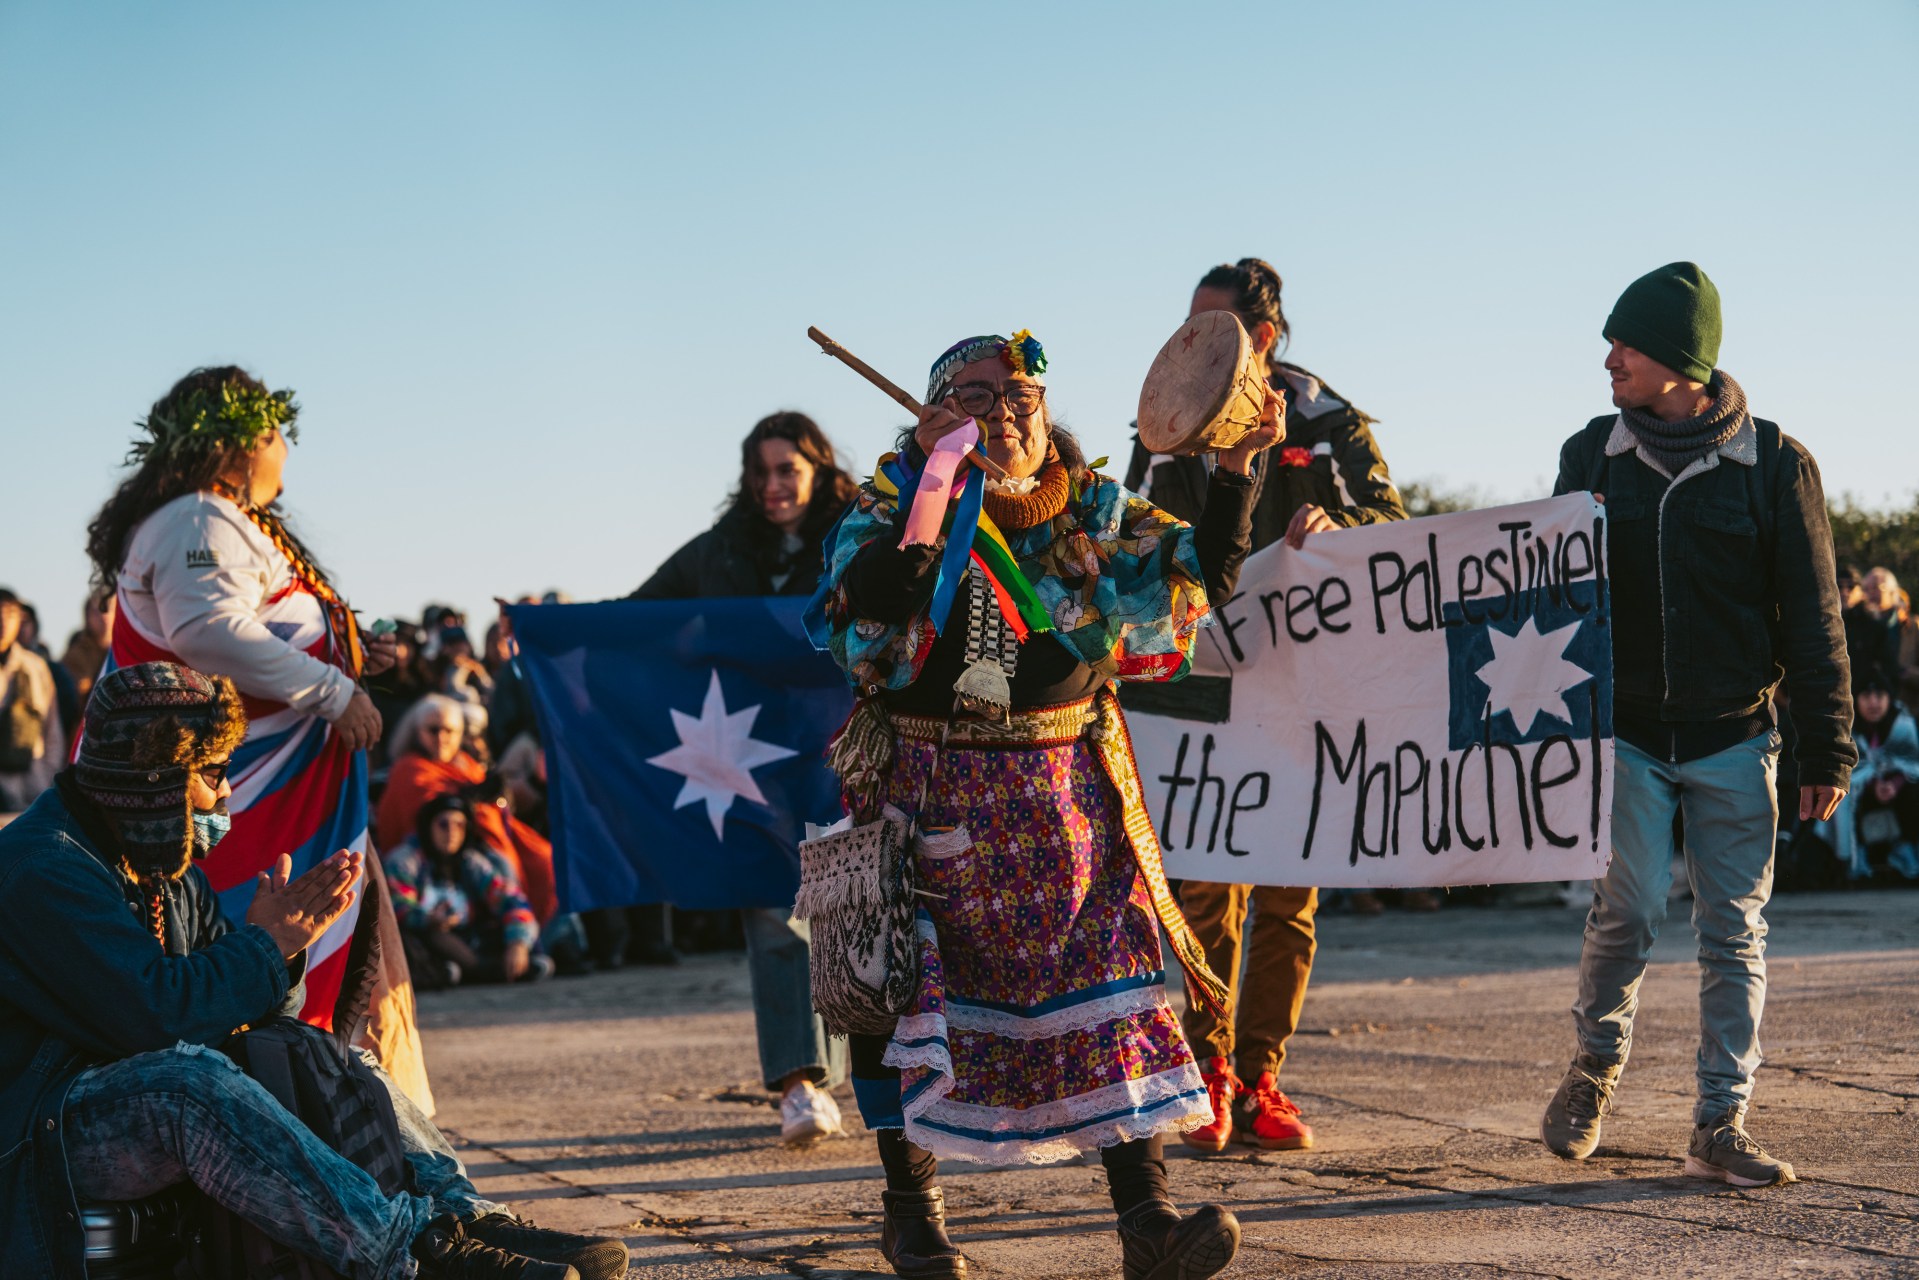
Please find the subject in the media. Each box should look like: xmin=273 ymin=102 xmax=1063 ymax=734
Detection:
xmin=87 ymin=594 xmax=116 ymax=642
xmin=428 ymin=809 xmax=467 ymax=856
xmin=950 ymin=357 xmax=1048 ymax=479
xmin=247 ymin=428 xmax=289 ymax=506
xmin=756 ymin=438 xmax=818 ymax=534
xmin=418 ymin=707 xmax=464 ymax=763
xmin=1606 ymin=341 xmax=1693 ymax=411
xmin=0 ymin=601 xmax=20 ymax=652
xmin=188 ymin=758 xmax=233 ymax=813
xmin=1863 ymin=569 xmax=1899 ymax=612
xmin=1858 ymin=689 xmax=1892 ymax=724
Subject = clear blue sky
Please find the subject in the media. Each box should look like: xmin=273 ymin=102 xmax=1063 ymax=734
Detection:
xmin=3 ymin=1 xmax=1914 ymax=643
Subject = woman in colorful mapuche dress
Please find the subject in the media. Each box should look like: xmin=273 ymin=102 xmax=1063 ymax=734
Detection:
xmin=814 ymin=332 xmax=1282 ymax=1280
xmin=84 ymin=365 xmax=433 ymax=1110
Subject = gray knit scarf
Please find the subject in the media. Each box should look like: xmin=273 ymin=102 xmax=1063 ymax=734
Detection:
xmin=1619 ymin=370 xmax=1748 ymax=476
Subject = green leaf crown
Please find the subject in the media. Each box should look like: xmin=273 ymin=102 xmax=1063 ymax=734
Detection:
xmin=130 ymin=382 xmax=300 ymax=465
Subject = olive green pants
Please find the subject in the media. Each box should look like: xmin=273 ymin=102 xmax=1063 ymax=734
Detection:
xmin=1177 ymin=880 xmax=1318 ymax=1081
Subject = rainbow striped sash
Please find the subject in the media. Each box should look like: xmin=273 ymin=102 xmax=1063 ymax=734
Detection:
xmin=877 ymin=454 xmax=1052 ymax=640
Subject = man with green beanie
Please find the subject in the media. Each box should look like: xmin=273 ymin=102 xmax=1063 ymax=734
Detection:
xmin=1540 ymin=263 xmax=1855 ymax=1186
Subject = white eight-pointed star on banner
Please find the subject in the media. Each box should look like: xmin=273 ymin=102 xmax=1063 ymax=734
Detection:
xmin=1474 ymin=616 xmax=1594 ymax=736
xmin=645 ymin=670 xmax=797 ymax=839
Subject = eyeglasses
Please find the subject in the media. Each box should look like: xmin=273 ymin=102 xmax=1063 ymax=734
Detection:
xmin=949 ymin=382 xmax=1046 ymax=418
xmin=197 ymin=760 xmax=231 ymax=788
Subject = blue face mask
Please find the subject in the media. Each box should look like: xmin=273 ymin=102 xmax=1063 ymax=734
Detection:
xmin=191 ymin=809 xmax=232 ymax=857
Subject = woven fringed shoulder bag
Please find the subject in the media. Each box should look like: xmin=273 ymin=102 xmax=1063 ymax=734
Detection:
xmin=792 ymin=697 xmax=944 ymax=1036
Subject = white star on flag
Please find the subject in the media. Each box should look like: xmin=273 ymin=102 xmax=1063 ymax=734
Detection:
xmin=1474 ymin=617 xmax=1594 ymax=736
xmin=646 ymin=670 xmax=798 ymax=839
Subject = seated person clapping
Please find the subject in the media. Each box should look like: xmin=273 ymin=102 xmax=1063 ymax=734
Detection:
xmin=0 ymin=662 xmax=625 ymax=1279
xmin=387 ymin=795 xmax=553 ymax=988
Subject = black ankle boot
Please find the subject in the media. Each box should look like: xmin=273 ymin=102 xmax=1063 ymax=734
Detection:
xmin=880 ymin=1188 xmax=967 ymax=1278
xmin=1117 ymin=1202 xmax=1240 ymax=1280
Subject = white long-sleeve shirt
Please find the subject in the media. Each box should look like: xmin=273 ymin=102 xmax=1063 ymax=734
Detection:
xmin=117 ymin=492 xmax=357 ymax=721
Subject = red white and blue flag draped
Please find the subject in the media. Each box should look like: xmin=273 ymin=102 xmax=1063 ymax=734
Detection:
xmin=510 ymin=597 xmax=852 ymax=912
xmin=108 ymin=583 xmax=369 ymax=1029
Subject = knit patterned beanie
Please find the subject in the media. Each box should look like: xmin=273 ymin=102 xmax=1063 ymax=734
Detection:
xmin=1603 ymin=262 xmax=1722 ymax=384
xmin=73 ymin=662 xmax=247 ymax=880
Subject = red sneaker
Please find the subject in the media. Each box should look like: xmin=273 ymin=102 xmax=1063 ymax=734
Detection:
xmin=1234 ymin=1072 xmax=1314 ymax=1150
xmin=1182 ymin=1057 xmax=1242 ymax=1153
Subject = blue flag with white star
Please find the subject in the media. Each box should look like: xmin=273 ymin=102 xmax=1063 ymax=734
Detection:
xmin=510 ymin=598 xmax=853 ymax=911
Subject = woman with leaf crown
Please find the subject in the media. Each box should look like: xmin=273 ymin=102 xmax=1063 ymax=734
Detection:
xmin=84 ymin=365 xmax=434 ymax=1112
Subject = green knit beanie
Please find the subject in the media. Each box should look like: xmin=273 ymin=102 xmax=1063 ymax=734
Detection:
xmin=1602 ymin=262 xmax=1721 ymax=383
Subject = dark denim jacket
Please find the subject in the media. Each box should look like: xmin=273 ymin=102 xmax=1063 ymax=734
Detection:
xmin=0 ymin=783 xmax=297 ymax=1279
xmin=1555 ymin=414 xmax=1856 ymax=789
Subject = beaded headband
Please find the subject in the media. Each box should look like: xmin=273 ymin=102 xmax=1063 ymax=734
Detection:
xmin=926 ymin=329 xmax=1048 ymax=402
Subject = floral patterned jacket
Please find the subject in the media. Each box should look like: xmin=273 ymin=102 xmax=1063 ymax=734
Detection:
xmin=814 ymin=463 xmax=1255 ymax=695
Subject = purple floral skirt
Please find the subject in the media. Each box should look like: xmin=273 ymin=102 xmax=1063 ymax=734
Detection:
xmin=874 ymin=725 xmax=1210 ymax=1165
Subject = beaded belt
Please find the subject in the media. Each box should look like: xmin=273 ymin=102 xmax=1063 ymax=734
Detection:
xmin=890 ymin=696 xmax=1099 ymax=748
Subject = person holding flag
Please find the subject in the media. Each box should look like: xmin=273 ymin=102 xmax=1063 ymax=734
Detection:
xmin=629 ymin=410 xmax=861 ymax=1145
xmin=83 ymin=365 xmax=434 ymax=1111
xmin=812 ymin=331 xmax=1280 ymax=1280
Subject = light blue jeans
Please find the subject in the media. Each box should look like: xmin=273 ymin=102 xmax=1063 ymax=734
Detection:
xmin=743 ymin=907 xmax=847 ymax=1091
xmin=1573 ymin=730 xmax=1781 ymax=1124
xmin=63 ymin=1042 xmax=498 ymax=1280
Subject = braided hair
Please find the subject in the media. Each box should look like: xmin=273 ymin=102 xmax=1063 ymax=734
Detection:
xmin=1197 ymin=258 xmax=1290 ymax=361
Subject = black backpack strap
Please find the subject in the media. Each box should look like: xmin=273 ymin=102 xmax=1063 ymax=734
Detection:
xmin=1749 ymin=417 xmax=1781 ymax=548
xmin=242 ymin=1029 xmax=301 ymax=1117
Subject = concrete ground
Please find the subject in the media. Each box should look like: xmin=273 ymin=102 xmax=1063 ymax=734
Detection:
xmin=423 ymin=889 xmax=1919 ymax=1279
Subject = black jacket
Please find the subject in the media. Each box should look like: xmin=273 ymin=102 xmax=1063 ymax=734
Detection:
xmin=1125 ymin=362 xmax=1405 ymax=542
xmin=631 ymin=506 xmax=825 ymax=601
xmin=0 ymin=779 xmax=301 ymax=1279
xmin=1554 ymin=414 xmax=1855 ymax=789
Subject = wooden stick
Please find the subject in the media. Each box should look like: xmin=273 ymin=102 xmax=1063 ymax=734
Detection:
xmin=808 ymin=326 xmax=923 ymax=417
xmin=807 ymin=325 xmax=1008 ymax=479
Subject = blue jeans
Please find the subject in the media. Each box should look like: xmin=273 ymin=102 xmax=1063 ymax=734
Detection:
xmin=63 ymin=1042 xmax=499 ymax=1280
xmin=1573 ymin=731 xmax=1781 ymax=1123
xmin=743 ymin=907 xmax=847 ymax=1091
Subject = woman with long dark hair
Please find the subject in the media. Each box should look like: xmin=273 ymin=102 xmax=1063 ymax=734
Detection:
xmin=85 ymin=365 xmax=433 ymax=1112
xmin=629 ymin=409 xmax=861 ymax=1145
xmin=634 ymin=410 xmax=860 ymax=598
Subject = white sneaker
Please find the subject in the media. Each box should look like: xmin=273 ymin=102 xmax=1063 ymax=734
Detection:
xmin=779 ymin=1080 xmax=844 ymax=1146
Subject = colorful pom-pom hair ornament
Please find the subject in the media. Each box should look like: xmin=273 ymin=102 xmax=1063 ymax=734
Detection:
xmin=1002 ymin=329 xmax=1047 ymax=378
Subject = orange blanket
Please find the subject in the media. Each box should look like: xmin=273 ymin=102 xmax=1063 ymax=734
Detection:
xmin=376 ymin=752 xmax=558 ymax=922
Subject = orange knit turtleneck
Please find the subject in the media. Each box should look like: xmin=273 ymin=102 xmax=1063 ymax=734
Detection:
xmin=982 ymin=461 xmax=1071 ymax=531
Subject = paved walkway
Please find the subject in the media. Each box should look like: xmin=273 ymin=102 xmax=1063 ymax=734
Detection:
xmin=424 ymin=890 xmax=1919 ymax=1278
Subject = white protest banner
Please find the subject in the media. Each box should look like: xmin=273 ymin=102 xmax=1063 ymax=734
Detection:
xmin=1127 ymin=493 xmax=1613 ymax=889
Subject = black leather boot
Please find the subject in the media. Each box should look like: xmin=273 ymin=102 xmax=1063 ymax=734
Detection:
xmin=880 ymin=1188 xmax=967 ymax=1278
xmin=1117 ymin=1202 xmax=1240 ymax=1280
